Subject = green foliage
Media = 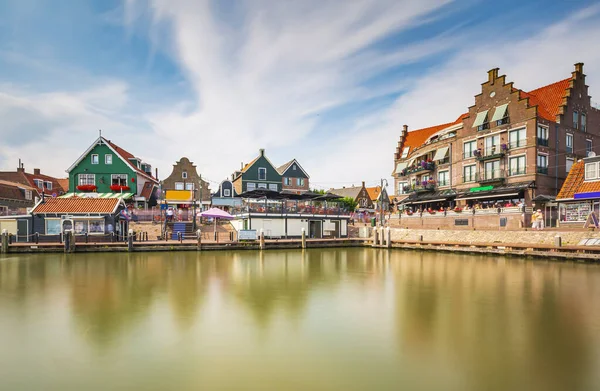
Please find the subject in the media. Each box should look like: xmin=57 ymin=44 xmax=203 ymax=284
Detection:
xmin=338 ymin=197 xmax=358 ymax=211
xmin=311 ymin=189 xmax=326 ymax=195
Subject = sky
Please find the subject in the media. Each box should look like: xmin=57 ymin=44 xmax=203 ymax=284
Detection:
xmin=1 ymin=0 xmax=600 ymax=192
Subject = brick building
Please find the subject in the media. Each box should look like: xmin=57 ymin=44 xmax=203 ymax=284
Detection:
xmin=161 ymin=157 xmax=211 ymax=210
xmin=393 ymin=63 xmax=600 ymax=210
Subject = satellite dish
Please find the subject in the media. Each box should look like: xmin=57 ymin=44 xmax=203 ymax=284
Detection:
xmin=588 ymin=151 xmax=597 ymax=157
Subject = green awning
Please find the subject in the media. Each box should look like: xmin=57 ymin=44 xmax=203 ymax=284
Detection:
xmin=395 ymin=162 xmax=408 ymax=174
xmin=472 ymin=110 xmax=489 ymax=127
xmin=491 ymin=104 xmax=508 ymax=122
xmin=469 ymin=186 xmax=494 ymax=193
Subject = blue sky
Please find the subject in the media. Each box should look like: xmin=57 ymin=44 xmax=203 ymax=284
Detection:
xmin=1 ymin=0 xmax=600 ymax=191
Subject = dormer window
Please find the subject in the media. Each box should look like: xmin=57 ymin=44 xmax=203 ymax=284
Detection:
xmin=472 ymin=110 xmax=489 ymax=131
xmin=585 ymin=162 xmax=598 ymax=180
xmin=33 ymin=179 xmax=43 ymax=188
xmin=45 ymin=181 xmax=52 ymax=190
xmin=401 ymin=147 xmax=410 ymax=159
xmin=491 ymin=104 xmax=509 ymax=126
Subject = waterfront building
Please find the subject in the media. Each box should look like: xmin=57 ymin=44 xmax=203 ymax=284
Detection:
xmin=211 ymin=179 xmax=241 ymax=211
xmin=63 ymin=136 xmax=159 ymax=209
xmin=232 ymin=149 xmax=282 ymax=194
xmin=330 ymin=182 xmax=374 ymax=212
xmin=0 ymin=160 xmax=67 ymax=199
xmin=556 ymin=156 xmax=600 ymax=226
xmin=394 ymin=63 xmax=600 ymax=213
xmin=0 ymin=179 xmax=36 ymax=217
xmin=277 ymin=159 xmax=310 ymax=194
xmin=366 ymin=185 xmax=390 ymax=212
xmin=161 ymin=157 xmax=211 ymax=212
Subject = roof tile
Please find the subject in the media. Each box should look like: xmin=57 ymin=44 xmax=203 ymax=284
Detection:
xmin=32 ymin=198 xmax=120 ymax=214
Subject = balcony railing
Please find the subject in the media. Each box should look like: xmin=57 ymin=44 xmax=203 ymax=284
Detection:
xmin=404 ymin=161 xmax=436 ymax=175
xmin=231 ymin=205 xmax=351 ymax=216
xmin=496 ymin=117 xmax=510 ymax=126
xmin=477 ymin=169 xmax=505 ymax=183
xmin=403 ymin=182 xmax=436 ymax=193
xmin=537 ymin=167 xmax=549 ymax=174
xmin=477 ymin=123 xmax=490 ymax=131
xmin=508 ymin=168 xmax=527 ymax=176
xmin=476 ymin=145 xmax=507 ymax=161
xmin=537 ymin=137 xmax=549 ymax=147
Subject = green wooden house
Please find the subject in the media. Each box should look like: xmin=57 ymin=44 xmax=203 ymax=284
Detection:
xmin=63 ymin=136 xmax=159 ymax=208
xmin=232 ymin=149 xmax=282 ymax=194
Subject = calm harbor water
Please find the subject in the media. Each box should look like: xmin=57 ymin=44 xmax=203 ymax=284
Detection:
xmin=1 ymin=249 xmax=600 ymax=391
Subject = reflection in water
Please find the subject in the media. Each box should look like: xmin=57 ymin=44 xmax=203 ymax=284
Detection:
xmin=1 ymin=249 xmax=600 ymax=391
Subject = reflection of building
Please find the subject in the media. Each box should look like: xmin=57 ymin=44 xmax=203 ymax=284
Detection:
xmin=330 ymin=181 xmax=373 ymax=211
xmin=556 ymin=156 xmax=600 ymax=226
xmin=161 ymin=157 xmax=210 ymax=211
xmin=64 ymin=135 xmax=159 ymax=208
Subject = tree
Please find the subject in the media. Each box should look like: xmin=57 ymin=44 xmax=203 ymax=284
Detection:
xmin=338 ymin=197 xmax=358 ymax=211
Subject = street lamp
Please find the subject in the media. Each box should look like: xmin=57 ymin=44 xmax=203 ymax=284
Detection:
xmin=380 ymin=178 xmax=388 ymax=226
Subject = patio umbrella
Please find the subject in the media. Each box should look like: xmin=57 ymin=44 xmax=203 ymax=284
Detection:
xmin=198 ymin=207 xmax=234 ymax=241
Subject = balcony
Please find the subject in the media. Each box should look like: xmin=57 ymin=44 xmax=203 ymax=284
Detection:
xmin=537 ymin=137 xmax=549 ymax=147
xmin=495 ymin=117 xmax=510 ymax=126
xmin=537 ymin=167 xmax=549 ymax=175
xmin=477 ymin=122 xmax=490 ymax=132
xmin=405 ymin=161 xmax=436 ymax=175
xmin=475 ymin=145 xmax=507 ymax=161
xmin=403 ymin=182 xmax=436 ymax=193
xmin=477 ymin=169 xmax=505 ymax=184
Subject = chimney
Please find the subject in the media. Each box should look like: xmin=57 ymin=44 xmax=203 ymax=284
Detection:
xmin=488 ymin=68 xmax=499 ymax=84
xmin=574 ymin=62 xmax=584 ymax=74
xmin=155 ymin=168 xmax=159 ymax=180
xmin=362 ymin=181 xmax=365 ymax=188
xmin=259 ymin=148 xmax=265 ymax=157
xmin=17 ymin=159 xmax=24 ymax=173
xmin=241 ymin=162 xmax=244 ymax=170
xmin=402 ymin=124 xmax=408 ymax=136
xmin=34 ymin=168 xmax=40 ymax=175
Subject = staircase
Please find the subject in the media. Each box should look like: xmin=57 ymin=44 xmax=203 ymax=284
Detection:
xmin=168 ymin=222 xmax=195 ymax=240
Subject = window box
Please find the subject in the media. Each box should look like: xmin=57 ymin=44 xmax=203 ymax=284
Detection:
xmin=77 ymin=185 xmax=97 ymax=192
xmin=110 ymin=185 xmax=131 ymax=192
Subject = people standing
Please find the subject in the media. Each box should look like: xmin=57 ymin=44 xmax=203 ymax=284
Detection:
xmin=535 ymin=209 xmax=544 ymax=230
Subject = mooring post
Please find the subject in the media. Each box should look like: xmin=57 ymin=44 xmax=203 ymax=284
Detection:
xmin=64 ymin=230 xmax=75 ymax=253
xmin=197 ymin=229 xmax=202 ymax=250
xmin=301 ymin=228 xmax=306 ymax=249
xmin=260 ymin=229 xmax=265 ymax=250
xmin=554 ymin=235 xmax=562 ymax=248
xmin=128 ymin=229 xmax=134 ymax=252
xmin=373 ymin=228 xmax=379 ymax=247
xmin=1 ymin=229 xmax=8 ymax=253
xmin=386 ymin=227 xmax=391 ymax=248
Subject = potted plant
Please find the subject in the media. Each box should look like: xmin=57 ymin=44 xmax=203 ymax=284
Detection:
xmin=501 ymin=143 xmax=508 ymax=151
xmin=110 ymin=185 xmax=131 ymax=192
xmin=473 ymin=149 xmax=482 ymax=157
xmin=76 ymin=184 xmax=97 ymax=192
xmin=454 ymin=207 xmax=463 ymax=213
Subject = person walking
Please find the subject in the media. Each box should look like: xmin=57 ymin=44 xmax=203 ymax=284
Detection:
xmin=535 ymin=209 xmax=544 ymax=230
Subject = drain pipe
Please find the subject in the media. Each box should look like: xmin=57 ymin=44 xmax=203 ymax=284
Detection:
xmin=555 ymin=123 xmax=559 ymax=195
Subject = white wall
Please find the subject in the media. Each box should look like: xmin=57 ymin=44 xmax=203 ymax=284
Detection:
xmin=250 ymin=218 xmax=286 ymax=237
xmin=287 ymin=218 xmax=309 ymax=237
xmin=0 ymin=219 xmax=17 ymax=235
xmin=341 ymin=219 xmax=347 ymax=236
xmin=231 ymin=219 xmax=245 ymax=232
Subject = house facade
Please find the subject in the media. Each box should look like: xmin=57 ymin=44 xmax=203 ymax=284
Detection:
xmin=211 ymin=179 xmax=241 ymax=210
xmin=330 ymin=182 xmax=374 ymax=210
xmin=161 ymin=157 xmax=211 ymax=210
xmin=64 ymin=136 xmax=159 ymax=208
xmin=277 ymin=159 xmax=310 ymax=194
xmin=556 ymin=156 xmax=600 ymax=226
xmin=394 ymin=63 xmax=600 ymax=211
xmin=0 ymin=180 xmax=35 ymax=216
xmin=0 ymin=160 xmax=67 ymax=198
xmin=366 ymin=185 xmax=390 ymax=211
xmin=232 ymin=149 xmax=282 ymax=194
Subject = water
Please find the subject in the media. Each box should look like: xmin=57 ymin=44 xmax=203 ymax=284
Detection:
xmin=1 ymin=249 xmax=600 ymax=391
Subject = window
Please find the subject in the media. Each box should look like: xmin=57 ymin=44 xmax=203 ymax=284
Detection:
xmin=78 ymin=174 xmax=95 ymax=186
xmin=105 ymin=154 xmax=113 ymax=165
xmin=491 ymin=104 xmax=509 ymax=126
xmin=473 ymin=110 xmax=489 ymax=131
xmin=33 ymin=179 xmax=43 ymax=188
xmin=293 ymin=165 xmax=297 ymax=170
xmin=585 ymin=162 xmax=598 ymax=180
xmin=175 ymin=182 xmax=184 ymax=190
xmin=284 ymin=177 xmax=291 ymax=186
xmin=573 ymin=111 xmax=579 ymax=129
xmin=89 ymin=220 xmax=105 ymax=233
xmin=297 ymin=178 xmax=305 ymax=186
xmin=484 ymin=161 xmax=501 ymax=180
xmin=45 ymin=181 xmax=52 ymax=190
xmin=537 ymin=154 xmax=548 ymax=174
xmin=509 ymin=128 xmax=526 ymax=149
xmin=566 ymin=158 xmax=574 ymax=173
xmin=269 ymin=184 xmax=278 ymax=191
xmin=586 ymin=139 xmax=593 ymax=155
xmin=91 ymin=154 xmax=99 ymax=164
xmin=257 ymin=183 xmax=267 ymax=189
xmin=398 ymin=182 xmax=408 ymax=194
xmin=438 ymin=171 xmax=449 ymax=187
xmin=463 ymin=140 xmax=477 ymax=159
xmin=537 ymin=125 xmax=549 ymax=146
xmin=509 ymin=156 xmax=526 ymax=176
xmin=401 ymin=147 xmax=410 ymax=159
xmin=185 ymin=183 xmax=194 ymax=190
xmin=582 ymin=113 xmax=587 ymax=132
xmin=182 ymin=171 xmax=188 ymax=179
xmin=258 ymin=168 xmax=267 ymax=180
xmin=463 ymin=165 xmax=476 ymax=183
xmin=74 ymin=221 xmax=88 ymax=235
xmin=484 ymin=135 xmax=500 ymax=156
xmin=24 ymin=190 xmax=32 ymax=200
xmin=111 ymin=174 xmax=128 ymax=186
xmin=45 ymin=219 xmax=61 ymax=235
xmin=247 ymin=183 xmax=256 ymax=191
xmin=566 ymin=134 xmax=573 ymax=154
xmin=223 ymin=189 xmax=231 ymax=197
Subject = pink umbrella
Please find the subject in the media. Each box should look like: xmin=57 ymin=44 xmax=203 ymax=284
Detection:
xmin=197 ymin=208 xmax=234 ymax=241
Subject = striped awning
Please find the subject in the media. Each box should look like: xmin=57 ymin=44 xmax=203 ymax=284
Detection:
xmin=60 ymin=192 xmax=134 ymax=199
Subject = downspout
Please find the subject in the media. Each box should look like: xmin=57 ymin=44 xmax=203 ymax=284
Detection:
xmin=555 ymin=123 xmax=559 ymax=195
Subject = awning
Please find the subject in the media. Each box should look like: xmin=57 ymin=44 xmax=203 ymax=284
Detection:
xmin=60 ymin=192 xmax=134 ymax=199
xmin=165 ymin=190 xmax=193 ymax=202
xmin=472 ymin=110 xmax=489 ymax=127
xmin=491 ymin=104 xmax=508 ymax=122
xmin=456 ymin=192 xmax=520 ymax=201
xmin=432 ymin=147 xmax=449 ymax=161
xmin=395 ymin=162 xmax=408 ymax=174
xmin=405 ymin=198 xmax=448 ymax=205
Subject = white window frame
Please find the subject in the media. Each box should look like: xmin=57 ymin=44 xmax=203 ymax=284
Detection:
xmin=484 ymin=134 xmax=500 ymax=156
xmin=78 ymin=174 xmax=95 ymax=186
xmin=585 ymin=162 xmax=598 ymax=181
xmin=105 ymin=154 xmax=113 ymax=165
xmin=566 ymin=158 xmax=574 ymax=173
xmin=25 ymin=190 xmax=32 ymax=200
xmin=508 ymin=155 xmax=527 ymax=176
xmin=33 ymin=179 xmax=43 ymax=188
xmin=45 ymin=181 xmax=52 ymax=190
xmin=401 ymin=147 xmax=410 ymax=159
xmin=258 ymin=167 xmax=267 ymax=181
xmin=438 ymin=170 xmax=450 ymax=187
xmin=297 ymin=178 xmax=305 ymax=186
xmin=223 ymin=189 xmax=231 ymax=197
xmin=284 ymin=177 xmax=290 ymax=186
xmin=463 ymin=140 xmax=477 ymax=159
xmin=185 ymin=183 xmax=194 ymax=191
xmin=247 ymin=183 xmax=256 ymax=191
xmin=257 ymin=183 xmax=267 ymax=189
xmin=508 ymin=128 xmax=526 ymax=149
xmin=182 ymin=171 xmax=188 ymax=179
xmin=566 ymin=133 xmax=573 ymax=153
xmin=175 ymin=182 xmax=184 ymax=190
xmin=91 ymin=154 xmax=99 ymax=165
xmin=45 ymin=219 xmax=61 ymax=235
xmin=398 ymin=182 xmax=408 ymax=195
xmin=463 ymin=164 xmax=476 ymax=183
xmin=586 ymin=139 xmax=593 ymax=155
xmin=268 ymin=184 xmax=278 ymax=191
xmin=111 ymin=174 xmax=128 ymax=186
xmin=537 ymin=125 xmax=548 ymax=140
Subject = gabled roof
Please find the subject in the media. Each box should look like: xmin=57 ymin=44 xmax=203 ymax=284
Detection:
xmin=329 ymin=186 xmax=363 ymax=200
xmin=516 ymin=78 xmax=571 ymax=122
xmin=0 ymin=180 xmax=34 ymax=202
xmin=403 ymin=113 xmax=467 ymax=152
xmin=66 ymin=137 xmax=158 ymax=183
xmin=365 ymin=186 xmax=382 ymax=201
xmin=31 ymin=197 xmax=121 ymax=214
xmin=0 ymin=171 xmax=65 ymax=196
xmin=557 ymin=160 xmax=600 ymax=200
xmin=276 ymin=159 xmax=310 ymax=178
xmin=234 ymin=150 xmax=279 ymax=180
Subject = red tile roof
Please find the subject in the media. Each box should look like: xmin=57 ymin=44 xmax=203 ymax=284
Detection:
xmin=515 ymin=78 xmax=571 ymax=122
xmin=555 ymin=160 xmax=600 ymax=200
xmin=105 ymin=139 xmax=157 ymax=182
xmin=32 ymin=198 xmax=120 ymax=214
xmin=365 ymin=186 xmax=382 ymax=201
xmin=140 ymin=182 xmax=155 ymax=199
xmin=403 ymin=113 xmax=467 ymax=151
xmin=0 ymin=171 xmax=66 ymax=196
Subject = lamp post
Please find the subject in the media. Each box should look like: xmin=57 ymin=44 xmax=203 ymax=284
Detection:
xmin=380 ymin=178 xmax=388 ymax=226
xmin=193 ymin=182 xmax=197 ymax=231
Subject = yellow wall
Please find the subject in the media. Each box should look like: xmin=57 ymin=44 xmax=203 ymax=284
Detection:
xmin=0 ymin=220 xmax=17 ymax=235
